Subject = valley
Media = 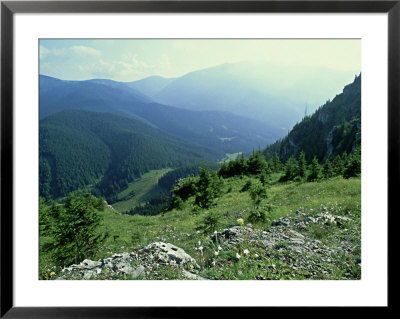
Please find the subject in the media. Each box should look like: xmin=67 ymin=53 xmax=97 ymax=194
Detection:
xmin=112 ymin=168 xmax=172 ymax=213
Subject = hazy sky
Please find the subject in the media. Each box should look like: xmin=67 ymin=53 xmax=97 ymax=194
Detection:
xmin=40 ymin=39 xmax=361 ymax=82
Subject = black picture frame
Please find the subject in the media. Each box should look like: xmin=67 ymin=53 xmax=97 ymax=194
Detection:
xmin=1 ymin=1 xmax=396 ymax=317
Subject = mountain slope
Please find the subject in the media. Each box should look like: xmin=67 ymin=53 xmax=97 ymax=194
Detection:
xmin=125 ymin=76 xmax=175 ymax=97
xmin=263 ymin=75 xmax=361 ymax=163
xmin=39 ymin=110 xmax=220 ymax=201
xmin=153 ymin=62 xmax=358 ymax=131
xmin=39 ymin=75 xmax=280 ymax=154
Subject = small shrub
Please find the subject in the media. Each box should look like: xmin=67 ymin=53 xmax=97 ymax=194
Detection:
xmin=196 ymin=211 xmax=222 ymax=235
xmin=247 ymin=208 xmax=268 ymax=224
xmin=249 ymin=180 xmax=268 ymax=207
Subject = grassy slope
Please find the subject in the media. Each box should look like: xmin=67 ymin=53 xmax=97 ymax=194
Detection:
xmin=111 ymin=168 xmax=172 ymax=212
xmin=97 ymin=175 xmax=360 ymax=266
xmin=40 ymin=175 xmax=361 ymax=279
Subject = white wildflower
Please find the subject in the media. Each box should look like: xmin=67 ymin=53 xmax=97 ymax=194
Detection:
xmin=254 ymin=254 xmax=259 ymax=258
xmin=243 ymin=249 xmax=250 ymax=255
xmin=214 ymin=251 xmax=219 ymax=256
xmin=218 ymin=246 xmax=222 ymax=251
xmin=198 ymin=246 xmax=203 ymax=251
xmin=236 ymin=253 xmax=241 ymax=259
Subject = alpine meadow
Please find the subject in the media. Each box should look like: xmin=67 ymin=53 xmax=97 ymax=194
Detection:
xmin=39 ymin=39 xmax=361 ymax=280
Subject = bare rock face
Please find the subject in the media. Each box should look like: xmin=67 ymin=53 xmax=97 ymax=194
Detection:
xmin=142 ymin=242 xmax=199 ymax=269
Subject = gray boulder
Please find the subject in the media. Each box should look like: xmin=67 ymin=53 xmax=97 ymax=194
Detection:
xmin=143 ymin=242 xmax=199 ymax=269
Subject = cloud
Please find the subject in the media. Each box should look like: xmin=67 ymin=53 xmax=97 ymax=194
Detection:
xmin=39 ymin=45 xmax=50 ymax=60
xmin=40 ymin=44 xmax=156 ymax=81
xmin=70 ymin=45 xmax=101 ymax=57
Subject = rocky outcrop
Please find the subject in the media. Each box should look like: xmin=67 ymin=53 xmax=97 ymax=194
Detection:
xmin=57 ymin=242 xmax=202 ymax=280
xmin=209 ymin=208 xmax=359 ymax=279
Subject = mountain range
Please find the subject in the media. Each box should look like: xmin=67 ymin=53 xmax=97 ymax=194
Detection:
xmin=40 ymin=74 xmax=279 ymax=155
xmin=39 ymin=62 xmax=360 ymax=201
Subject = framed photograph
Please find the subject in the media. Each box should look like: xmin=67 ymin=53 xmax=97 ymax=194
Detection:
xmin=1 ymin=0 xmax=396 ymax=316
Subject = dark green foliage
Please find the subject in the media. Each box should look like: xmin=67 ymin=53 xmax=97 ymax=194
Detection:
xmin=270 ymin=152 xmax=284 ymax=173
xmin=323 ymin=158 xmax=335 ymax=179
xmin=343 ymin=146 xmax=361 ymax=178
xmin=170 ymin=194 xmax=184 ymax=210
xmin=259 ymin=170 xmax=272 ymax=187
xmin=196 ymin=211 xmax=222 ymax=235
xmin=218 ymin=151 xmax=268 ymax=178
xmin=248 ymin=180 xmax=268 ymax=207
xmin=332 ymin=153 xmax=347 ymax=176
xmin=296 ymin=151 xmax=308 ymax=180
xmin=158 ymin=162 xmax=219 ymax=191
xmin=195 ymin=167 xmax=223 ymax=208
xmin=308 ymin=156 xmax=323 ymax=182
xmin=124 ymin=196 xmax=169 ymax=216
xmin=247 ymin=207 xmax=271 ymax=224
xmin=331 ymin=118 xmax=361 ymax=156
xmin=39 ymin=197 xmax=51 ymax=234
xmin=172 ymin=176 xmax=198 ymax=202
xmin=280 ymin=156 xmax=297 ymax=182
xmin=218 ymin=153 xmax=248 ymax=178
xmin=41 ymin=191 xmax=108 ymax=267
xmin=39 ymin=158 xmax=52 ymax=200
xmin=264 ymin=75 xmax=361 ymax=163
xmin=247 ymin=149 xmax=267 ymax=175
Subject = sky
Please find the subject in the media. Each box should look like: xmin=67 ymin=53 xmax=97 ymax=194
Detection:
xmin=39 ymin=39 xmax=361 ymax=82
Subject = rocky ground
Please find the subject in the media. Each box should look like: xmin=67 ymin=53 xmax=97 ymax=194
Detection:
xmin=57 ymin=208 xmax=361 ymax=280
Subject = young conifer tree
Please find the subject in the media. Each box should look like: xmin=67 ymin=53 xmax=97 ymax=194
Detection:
xmin=296 ymin=151 xmax=307 ymax=180
xmin=43 ymin=191 xmax=108 ymax=267
xmin=308 ymin=156 xmax=323 ymax=182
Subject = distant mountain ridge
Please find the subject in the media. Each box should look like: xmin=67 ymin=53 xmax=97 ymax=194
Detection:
xmin=39 ymin=74 xmax=281 ymax=155
xmin=151 ymin=61 xmax=358 ymax=130
xmin=125 ymin=76 xmax=175 ymax=97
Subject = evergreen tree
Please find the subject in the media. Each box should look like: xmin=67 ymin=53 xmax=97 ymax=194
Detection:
xmin=308 ymin=156 xmax=323 ymax=182
xmin=259 ymin=170 xmax=271 ymax=186
xmin=343 ymin=146 xmax=361 ymax=178
xmin=281 ymin=155 xmax=297 ymax=181
xmin=271 ymin=152 xmax=283 ymax=172
xmin=42 ymin=191 xmax=108 ymax=267
xmin=323 ymin=158 xmax=334 ymax=179
xmin=249 ymin=180 xmax=268 ymax=208
xmin=236 ymin=153 xmax=248 ymax=175
xmin=195 ymin=167 xmax=215 ymax=208
xmin=332 ymin=154 xmax=345 ymax=176
xmin=39 ymin=158 xmax=52 ymax=200
xmin=247 ymin=149 xmax=267 ymax=175
xmin=296 ymin=151 xmax=308 ymax=180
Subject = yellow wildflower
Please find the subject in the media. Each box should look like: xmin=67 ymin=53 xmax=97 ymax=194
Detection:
xmin=237 ymin=218 xmax=244 ymax=226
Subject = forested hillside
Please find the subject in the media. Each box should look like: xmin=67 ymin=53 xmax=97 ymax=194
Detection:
xmin=39 ymin=110 xmax=220 ymax=201
xmin=263 ymin=75 xmax=361 ymax=163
